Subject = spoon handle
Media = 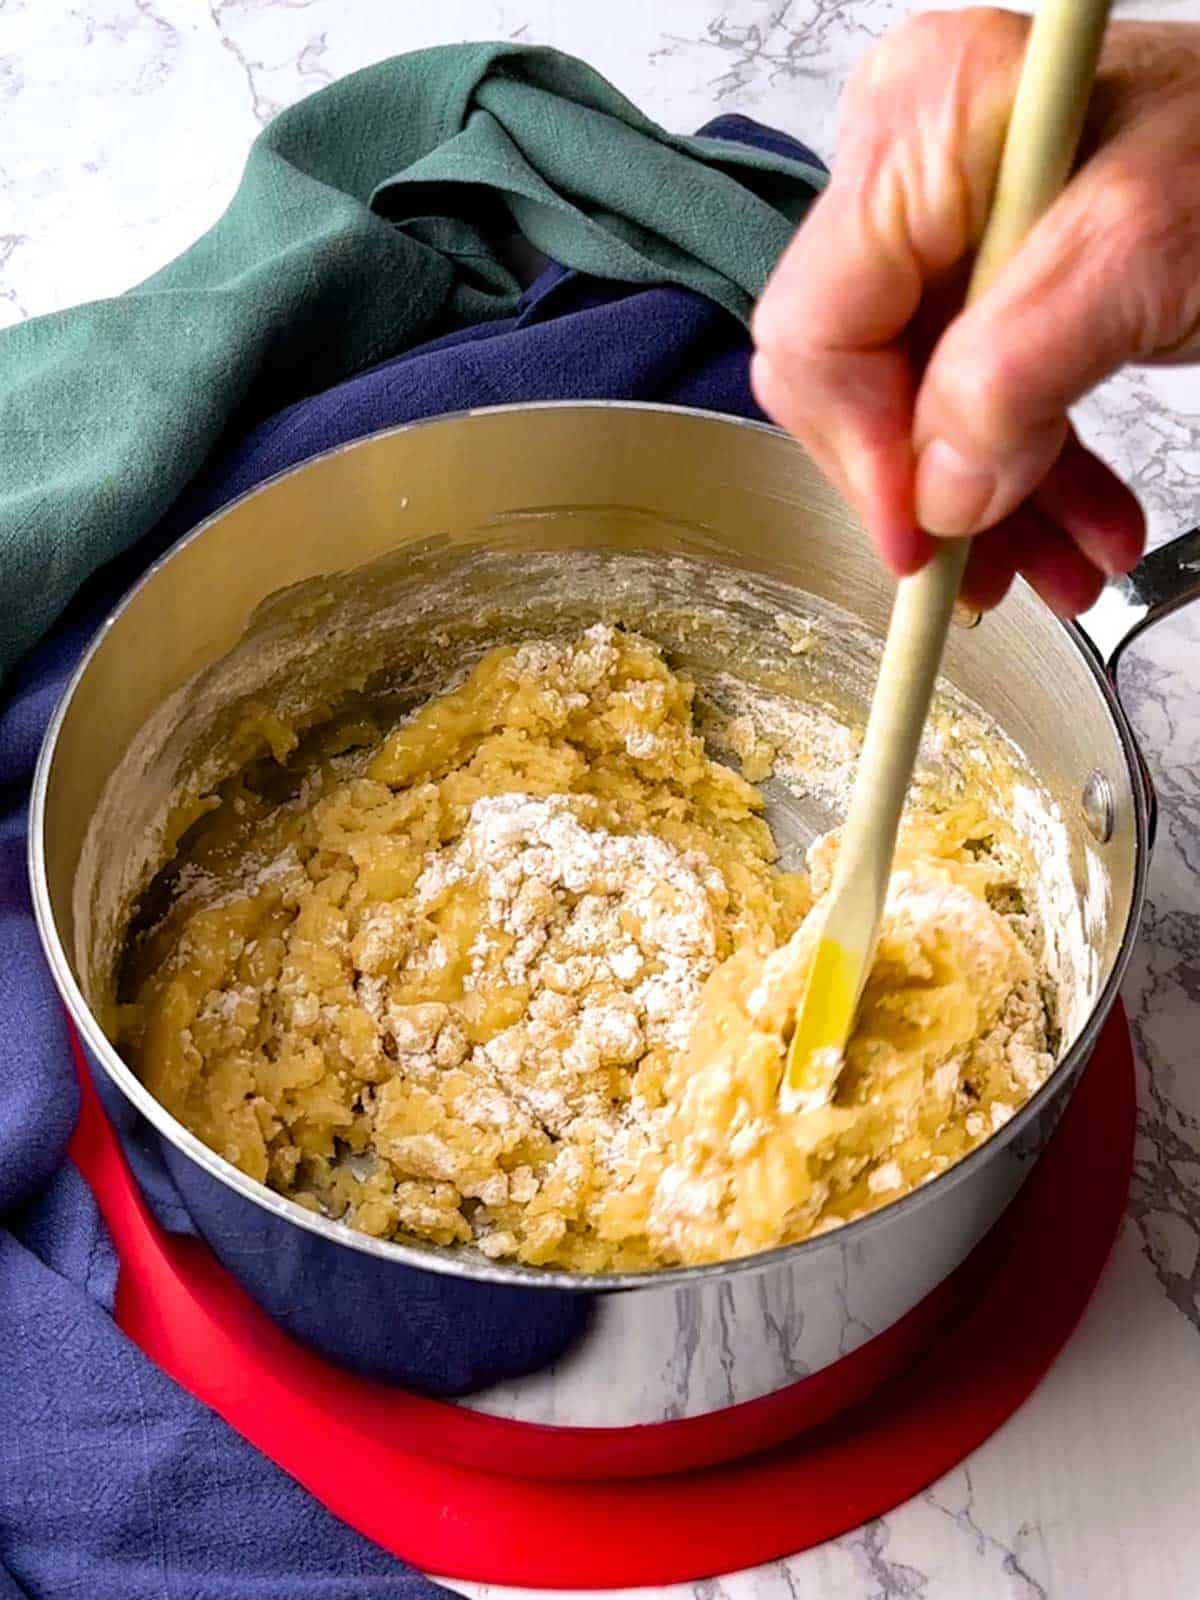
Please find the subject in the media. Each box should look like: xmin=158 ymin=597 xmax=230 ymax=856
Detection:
xmin=786 ymin=0 xmax=1112 ymax=1099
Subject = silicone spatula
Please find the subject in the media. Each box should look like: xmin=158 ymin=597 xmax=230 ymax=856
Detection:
xmin=783 ymin=0 xmax=1112 ymax=1106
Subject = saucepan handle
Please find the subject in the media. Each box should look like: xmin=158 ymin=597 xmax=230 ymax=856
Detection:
xmin=1077 ymin=525 xmax=1200 ymax=671
xmin=1075 ymin=524 xmax=1200 ymax=847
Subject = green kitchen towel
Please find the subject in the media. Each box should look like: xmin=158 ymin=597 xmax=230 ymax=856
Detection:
xmin=0 ymin=44 xmax=824 ymax=685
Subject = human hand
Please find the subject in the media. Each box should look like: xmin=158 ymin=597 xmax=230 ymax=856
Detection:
xmin=752 ymin=11 xmax=1200 ymax=614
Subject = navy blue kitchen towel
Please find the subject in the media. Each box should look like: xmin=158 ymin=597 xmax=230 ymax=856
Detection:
xmin=0 ymin=115 xmax=823 ymax=1598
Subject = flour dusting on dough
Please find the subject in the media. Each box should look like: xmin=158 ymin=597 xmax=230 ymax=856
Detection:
xmin=117 ymin=626 xmax=1056 ymax=1272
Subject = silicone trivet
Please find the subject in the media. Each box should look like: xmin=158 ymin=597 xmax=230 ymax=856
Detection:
xmin=68 ymin=1005 xmax=1134 ymax=1590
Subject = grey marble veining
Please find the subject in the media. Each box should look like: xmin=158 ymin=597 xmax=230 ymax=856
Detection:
xmin=6 ymin=1 xmax=1200 ymax=1595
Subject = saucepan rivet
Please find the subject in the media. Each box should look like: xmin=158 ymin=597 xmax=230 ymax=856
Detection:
xmin=1082 ymin=771 xmax=1114 ymax=843
xmin=951 ymin=606 xmax=982 ymax=629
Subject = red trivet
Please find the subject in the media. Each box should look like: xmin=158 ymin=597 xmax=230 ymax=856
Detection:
xmin=68 ymin=1006 xmax=1134 ymax=1590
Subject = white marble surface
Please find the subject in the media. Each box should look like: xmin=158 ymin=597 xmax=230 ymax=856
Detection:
xmin=5 ymin=1 xmax=1200 ymax=1595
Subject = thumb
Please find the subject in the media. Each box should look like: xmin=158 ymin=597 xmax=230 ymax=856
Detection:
xmin=912 ymin=137 xmax=1200 ymax=536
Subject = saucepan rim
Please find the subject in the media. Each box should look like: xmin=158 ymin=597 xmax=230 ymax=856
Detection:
xmin=27 ymin=400 xmax=1151 ymax=1294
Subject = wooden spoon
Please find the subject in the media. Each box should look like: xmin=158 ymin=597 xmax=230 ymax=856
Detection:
xmin=784 ymin=0 xmax=1113 ymax=1105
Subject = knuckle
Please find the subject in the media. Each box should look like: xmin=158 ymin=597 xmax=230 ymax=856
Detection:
xmin=847 ymin=8 xmax=1030 ymax=272
xmin=859 ymin=8 xmax=1022 ymax=93
xmin=1075 ymin=152 xmax=1200 ymax=354
xmin=957 ymin=7 xmax=1032 ymax=69
xmin=855 ymin=15 xmax=944 ymax=95
xmin=937 ymin=335 xmax=1032 ymax=450
xmin=977 ymin=340 xmax=1030 ymax=422
xmin=1087 ymin=156 xmax=1169 ymax=244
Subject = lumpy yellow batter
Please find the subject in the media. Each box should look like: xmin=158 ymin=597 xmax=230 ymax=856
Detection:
xmin=119 ymin=625 xmax=1053 ymax=1271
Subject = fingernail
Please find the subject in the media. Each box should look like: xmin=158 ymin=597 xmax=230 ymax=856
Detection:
xmin=915 ymin=439 xmax=997 ymax=536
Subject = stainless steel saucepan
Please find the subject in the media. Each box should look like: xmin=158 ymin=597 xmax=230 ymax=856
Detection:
xmin=29 ymin=403 xmax=1200 ymax=1457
